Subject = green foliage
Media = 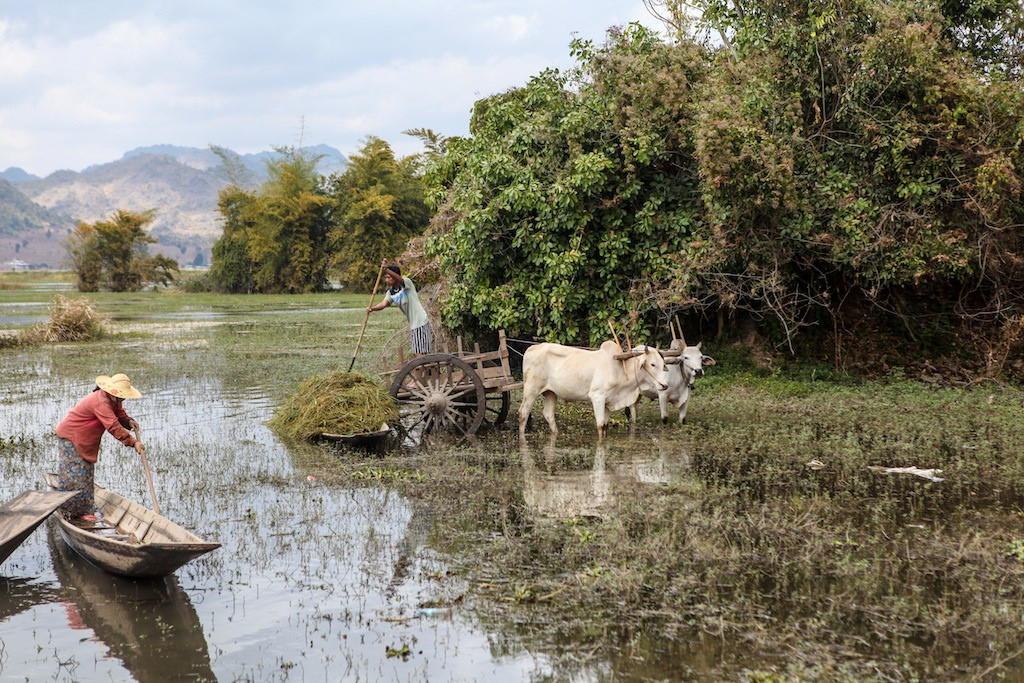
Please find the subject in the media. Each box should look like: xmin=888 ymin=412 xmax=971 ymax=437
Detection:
xmin=209 ymin=147 xmax=332 ymax=293
xmin=65 ymin=209 xmax=179 ymax=292
xmin=427 ymin=25 xmax=707 ymax=344
xmin=426 ymin=3 xmax=1024 ymax=354
xmin=326 ymin=137 xmax=430 ymax=291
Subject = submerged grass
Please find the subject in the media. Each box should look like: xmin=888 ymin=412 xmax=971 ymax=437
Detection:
xmin=4 ymin=276 xmax=1024 ymax=679
xmin=410 ymin=380 xmax=1024 ymax=680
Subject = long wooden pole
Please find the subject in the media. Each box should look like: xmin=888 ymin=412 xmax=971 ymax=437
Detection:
xmin=349 ymin=263 xmax=386 ymax=372
xmin=607 ymin=319 xmax=622 ymax=351
xmin=133 ymin=427 xmax=160 ymax=515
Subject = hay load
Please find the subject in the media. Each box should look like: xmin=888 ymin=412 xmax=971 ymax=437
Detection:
xmin=21 ymin=295 xmax=107 ymax=344
xmin=269 ymin=371 xmax=398 ymax=440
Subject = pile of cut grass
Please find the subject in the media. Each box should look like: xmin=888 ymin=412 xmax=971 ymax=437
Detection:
xmin=21 ymin=295 xmax=106 ymax=343
xmin=269 ymin=371 xmax=398 ymax=440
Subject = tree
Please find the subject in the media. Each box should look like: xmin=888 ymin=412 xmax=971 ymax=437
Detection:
xmin=65 ymin=210 xmax=179 ymax=292
xmin=426 ymin=3 xmax=1024 ymax=363
xmin=209 ymin=146 xmax=333 ymax=293
xmin=425 ymin=25 xmax=708 ymax=344
xmin=326 ymin=137 xmax=430 ymax=291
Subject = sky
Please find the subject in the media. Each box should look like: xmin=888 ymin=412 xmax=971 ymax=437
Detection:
xmin=0 ymin=1 xmax=660 ymax=178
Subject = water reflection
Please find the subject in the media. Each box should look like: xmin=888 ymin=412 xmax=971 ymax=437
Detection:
xmin=47 ymin=527 xmax=216 ymax=682
xmin=519 ymin=437 xmax=690 ymax=520
xmin=0 ymin=576 xmax=57 ymax=622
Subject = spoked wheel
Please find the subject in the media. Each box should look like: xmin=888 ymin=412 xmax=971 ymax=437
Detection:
xmin=389 ymin=354 xmax=486 ymax=442
xmin=485 ymin=391 xmax=510 ymax=426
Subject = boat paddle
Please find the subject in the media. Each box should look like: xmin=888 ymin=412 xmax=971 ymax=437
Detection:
xmin=348 ymin=261 xmax=386 ymax=372
xmin=133 ymin=427 xmax=161 ymax=515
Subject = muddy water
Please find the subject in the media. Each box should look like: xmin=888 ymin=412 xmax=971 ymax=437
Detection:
xmin=0 ymin=334 xmax=699 ymax=681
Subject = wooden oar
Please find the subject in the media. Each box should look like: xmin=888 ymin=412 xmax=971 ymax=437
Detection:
xmin=133 ymin=427 xmax=160 ymax=515
xmin=349 ymin=262 xmax=386 ymax=372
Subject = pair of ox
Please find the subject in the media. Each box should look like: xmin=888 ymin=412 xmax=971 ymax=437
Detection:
xmin=518 ymin=338 xmax=715 ymax=439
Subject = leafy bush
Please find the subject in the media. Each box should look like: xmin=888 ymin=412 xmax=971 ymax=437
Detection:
xmin=425 ymin=2 xmax=1024 ymax=369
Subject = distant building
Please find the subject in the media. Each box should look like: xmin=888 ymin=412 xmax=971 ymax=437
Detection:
xmin=4 ymin=259 xmax=30 ymax=271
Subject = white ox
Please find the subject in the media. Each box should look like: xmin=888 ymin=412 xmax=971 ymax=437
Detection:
xmin=631 ymin=338 xmax=715 ymax=426
xmin=519 ymin=341 xmax=669 ymax=439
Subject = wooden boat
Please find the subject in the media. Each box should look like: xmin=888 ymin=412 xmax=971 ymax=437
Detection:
xmin=44 ymin=473 xmax=220 ymax=578
xmin=318 ymin=422 xmax=391 ymax=448
xmin=1 ymin=489 xmax=77 ymax=566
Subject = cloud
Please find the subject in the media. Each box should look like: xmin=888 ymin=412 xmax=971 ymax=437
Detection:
xmin=0 ymin=1 xmax=664 ymax=175
xmin=478 ymin=14 xmax=533 ymax=42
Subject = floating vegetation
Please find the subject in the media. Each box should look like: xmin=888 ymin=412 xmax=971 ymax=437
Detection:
xmin=268 ymin=371 xmax=397 ymax=440
xmin=20 ymin=295 xmax=107 ymax=343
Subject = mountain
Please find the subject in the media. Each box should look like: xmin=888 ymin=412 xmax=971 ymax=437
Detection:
xmin=0 ymin=179 xmax=69 ymax=236
xmin=0 ymin=167 xmax=41 ymax=183
xmin=0 ymin=144 xmax=347 ymax=269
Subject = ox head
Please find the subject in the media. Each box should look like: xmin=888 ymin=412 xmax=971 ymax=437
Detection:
xmin=628 ymin=344 xmax=670 ymax=392
xmin=669 ymin=338 xmax=716 ymax=384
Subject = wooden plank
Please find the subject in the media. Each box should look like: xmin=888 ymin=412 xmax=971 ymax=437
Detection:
xmin=1 ymin=490 xmax=78 ymax=565
xmin=463 ymin=350 xmax=503 ymax=364
xmin=478 ymin=366 xmax=512 ymax=380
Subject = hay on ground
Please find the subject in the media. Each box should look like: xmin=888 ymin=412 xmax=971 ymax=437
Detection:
xmin=20 ymin=295 xmax=107 ymax=343
xmin=269 ymin=371 xmax=398 ymax=440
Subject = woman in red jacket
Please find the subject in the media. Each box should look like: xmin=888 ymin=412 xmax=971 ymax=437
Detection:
xmin=55 ymin=373 xmax=146 ymax=519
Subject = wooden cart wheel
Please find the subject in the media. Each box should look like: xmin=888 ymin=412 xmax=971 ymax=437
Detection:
xmin=485 ymin=391 xmax=510 ymax=426
xmin=389 ymin=354 xmax=486 ymax=439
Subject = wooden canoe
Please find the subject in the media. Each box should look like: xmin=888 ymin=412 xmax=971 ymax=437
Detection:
xmin=1 ymin=489 xmax=78 ymax=567
xmin=44 ymin=473 xmax=220 ymax=579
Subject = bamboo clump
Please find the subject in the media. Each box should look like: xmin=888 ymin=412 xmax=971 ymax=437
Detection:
xmin=268 ymin=371 xmax=397 ymax=440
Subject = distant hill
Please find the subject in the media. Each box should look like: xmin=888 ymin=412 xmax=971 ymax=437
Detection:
xmin=0 ymin=144 xmax=347 ymax=268
xmin=0 ymin=179 xmax=70 ymax=237
xmin=0 ymin=167 xmax=41 ymax=183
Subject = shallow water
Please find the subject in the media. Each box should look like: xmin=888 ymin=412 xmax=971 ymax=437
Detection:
xmin=0 ymin=317 xmax=704 ymax=681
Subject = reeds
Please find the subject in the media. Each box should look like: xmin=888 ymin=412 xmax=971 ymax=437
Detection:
xmin=20 ymin=295 xmax=107 ymax=343
xmin=268 ymin=371 xmax=398 ymax=440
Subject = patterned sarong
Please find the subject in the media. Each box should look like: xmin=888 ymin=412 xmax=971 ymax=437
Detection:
xmin=56 ymin=437 xmax=94 ymax=517
xmin=411 ymin=323 xmax=433 ymax=354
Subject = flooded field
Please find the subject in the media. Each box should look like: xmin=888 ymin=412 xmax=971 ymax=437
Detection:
xmin=2 ymin=287 xmax=1024 ymax=681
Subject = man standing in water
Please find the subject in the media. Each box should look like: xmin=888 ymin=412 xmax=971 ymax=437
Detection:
xmin=366 ymin=260 xmax=433 ymax=357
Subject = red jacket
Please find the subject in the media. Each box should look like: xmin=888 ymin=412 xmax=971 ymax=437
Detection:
xmin=56 ymin=390 xmax=136 ymax=463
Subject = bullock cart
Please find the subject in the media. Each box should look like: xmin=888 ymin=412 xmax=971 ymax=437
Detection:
xmin=387 ymin=329 xmax=522 ymax=439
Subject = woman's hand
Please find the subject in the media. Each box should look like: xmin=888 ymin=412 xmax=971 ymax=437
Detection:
xmin=134 ymin=441 xmax=146 ymax=455
xmin=129 ymin=419 xmax=140 ymax=431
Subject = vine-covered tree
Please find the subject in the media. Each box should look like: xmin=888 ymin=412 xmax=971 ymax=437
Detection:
xmin=426 ymin=27 xmax=708 ymax=344
xmin=66 ymin=210 xmax=178 ymax=292
xmin=326 ymin=137 xmax=430 ymax=291
xmin=209 ymin=146 xmax=333 ymax=293
xmin=426 ymin=1 xmax=1024 ymax=368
